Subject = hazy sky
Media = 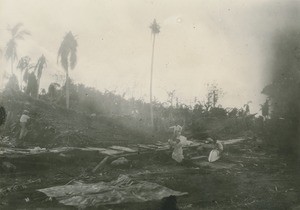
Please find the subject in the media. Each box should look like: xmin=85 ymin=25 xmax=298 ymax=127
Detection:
xmin=0 ymin=0 xmax=298 ymax=113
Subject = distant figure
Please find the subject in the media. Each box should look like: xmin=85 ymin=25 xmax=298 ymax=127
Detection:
xmin=19 ymin=110 xmax=30 ymax=139
xmin=159 ymin=195 xmax=179 ymax=210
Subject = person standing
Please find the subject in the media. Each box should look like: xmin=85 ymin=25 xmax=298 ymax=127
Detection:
xmin=19 ymin=110 xmax=30 ymax=139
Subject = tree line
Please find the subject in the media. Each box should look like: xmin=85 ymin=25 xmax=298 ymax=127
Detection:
xmin=2 ymin=23 xmax=77 ymax=109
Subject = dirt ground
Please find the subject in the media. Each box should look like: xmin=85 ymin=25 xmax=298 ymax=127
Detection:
xmin=1 ymin=139 xmax=300 ymax=210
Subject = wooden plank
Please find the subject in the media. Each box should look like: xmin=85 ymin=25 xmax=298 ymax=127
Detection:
xmin=79 ymin=147 xmax=107 ymax=152
xmin=99 ymin=149 xmax=124 ymax=156
xmin=110 ymin=146 xmax=137 ymax=153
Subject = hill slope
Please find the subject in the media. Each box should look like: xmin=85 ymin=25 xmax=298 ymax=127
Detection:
xmin=0 ymin=90 xmax=157 ymax=148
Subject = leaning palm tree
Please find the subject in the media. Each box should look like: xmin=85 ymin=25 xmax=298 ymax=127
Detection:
xmin=57 ymin=31 xmax=78 ymax=109
xmin=34 ymin=54 xmax=47 ymax=98
xmin=17 ymin=56 xmax=30 ymax=91
xmin=149 ymin=19 xmax=160 ymax=127
xmin=5 ymin=23 xmax=30 ymax=74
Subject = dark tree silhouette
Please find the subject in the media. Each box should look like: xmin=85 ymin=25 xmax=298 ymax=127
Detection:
xmin=34 ymin=54 xmax=47 ymax=98
xmin=57 ymin=31 xmax=78 ymax=109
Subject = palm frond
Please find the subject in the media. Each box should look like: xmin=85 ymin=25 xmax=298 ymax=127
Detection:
xmin=58 ymin=31 xmax=78 ymax=71
xmin=10 ymin=23 xmax=23 ymax=37
xmin=57 ymin=45 xmax=69 ymax=70
xmin=150 ymin=19 xmax=160 ymax=34
xmin=15 ymin=30 xmax=31 ymax=40
xmin=28 ymin=64 xmax=36 ymax=71
xmin=17 ymin=56 xmax=30 ymax=71
xmin=5 ymin=24 xmax=29 ymax=66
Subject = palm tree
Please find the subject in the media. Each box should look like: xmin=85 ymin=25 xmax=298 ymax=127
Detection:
xmin=149 ymin=19 xmax=160 ymax=127
xmin=22 ymin=63 xmax=36 ymax=89
xmin=5 ymin=23 xmax=30 ymax=74
xmin=17 ymin=56 xmax=30 ymax=91
xmin=34 ymin=54 xmax=47 ymax=98
xmin=57 ymin=31 xmax=78 ymax=109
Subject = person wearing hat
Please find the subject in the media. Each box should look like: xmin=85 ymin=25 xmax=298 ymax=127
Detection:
xmin=19 ymin=110 xmax=30 ymax=139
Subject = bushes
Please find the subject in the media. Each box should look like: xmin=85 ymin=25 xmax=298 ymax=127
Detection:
xmin=39 ymin=81 xmax=256 ymax=140
xmin=189 ymin=116 xmax=255 ymax=140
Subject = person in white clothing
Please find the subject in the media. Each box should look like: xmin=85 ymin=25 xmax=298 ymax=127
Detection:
xmin=208 ymin=138 xmax=224 ymax=162
xmin=168 ymin=137 xmax=184 ymax=163
xmin=168 ymin=125 xmax=184 ymax=163
xmin=19 ymin=110 xmax=30 ymax=139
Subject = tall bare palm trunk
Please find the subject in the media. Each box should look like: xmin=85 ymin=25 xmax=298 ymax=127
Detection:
xmin=66 ymin=67 xmax=70 ymax=109
xmin=11 ymin=59 xmax=14 ymax=75
xmin=150 ymin=34 xmax=156 ymax=127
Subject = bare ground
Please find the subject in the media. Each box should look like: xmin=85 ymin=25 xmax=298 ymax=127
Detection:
xmin=0 ymin=92 xmax=299 ymax=209
xmin=1 ymin=139 xmax=300 ymax=210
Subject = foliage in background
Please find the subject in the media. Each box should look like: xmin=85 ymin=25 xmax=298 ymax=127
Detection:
xmin=36 ymin=80 xmax=257 ymax=139
xmin=261 ymin=28 xmax=300 ymax=157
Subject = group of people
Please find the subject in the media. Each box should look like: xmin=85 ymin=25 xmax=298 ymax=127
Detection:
xmin=168 ymin=125 xmax=224 ymax=163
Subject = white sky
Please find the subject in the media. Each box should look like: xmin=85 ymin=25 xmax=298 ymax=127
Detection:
xmin=0 ymin=0 xmax=298 ymax=113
